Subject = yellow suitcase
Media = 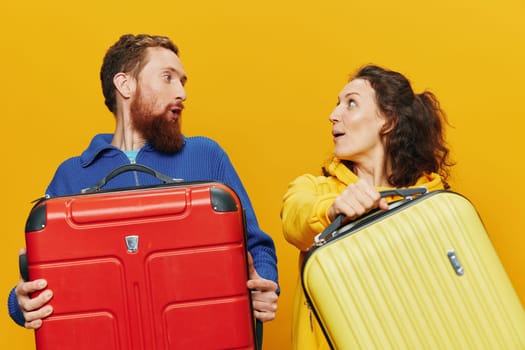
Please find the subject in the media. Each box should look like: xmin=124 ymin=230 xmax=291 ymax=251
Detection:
xmin=302 ymin=189 xmax=525 ymax=349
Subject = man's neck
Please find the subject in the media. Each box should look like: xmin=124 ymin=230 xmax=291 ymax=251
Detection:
xmin=111 ymin=111 xmax=146 ymax=151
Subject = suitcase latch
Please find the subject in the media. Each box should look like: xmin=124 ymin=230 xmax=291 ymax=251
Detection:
xmin=447 ymin=249 xmax=464 ymax=276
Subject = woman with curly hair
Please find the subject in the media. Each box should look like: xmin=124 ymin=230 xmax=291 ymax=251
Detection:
xmin=281 ymin=64 xmax=454 ymax=349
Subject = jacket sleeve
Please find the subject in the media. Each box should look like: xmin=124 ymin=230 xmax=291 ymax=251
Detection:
xmin=281 ymin=174 xmax=338 ymax=252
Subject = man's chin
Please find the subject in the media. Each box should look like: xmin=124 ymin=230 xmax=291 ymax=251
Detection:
xmin=138 ymin=115 xmax=184 ymax=153
xmin=148 ymin=136 xmax=184 ymax=154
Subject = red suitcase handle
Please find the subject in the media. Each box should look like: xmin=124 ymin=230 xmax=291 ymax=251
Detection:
xmin=19 ymin=253 xmax=29 ymax=281
xmin=81 ymin=164 xmax=181 ymax=193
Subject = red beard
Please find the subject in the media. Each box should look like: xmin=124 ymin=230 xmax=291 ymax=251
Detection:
xmin=130 ymin=90 xmax=184 ymax=153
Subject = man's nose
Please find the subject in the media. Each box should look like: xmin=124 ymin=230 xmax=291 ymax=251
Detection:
xmin=174 ymin=81 xmax=187 ymax=101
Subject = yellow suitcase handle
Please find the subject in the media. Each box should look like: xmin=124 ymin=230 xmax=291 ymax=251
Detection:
xmin=315 ymin=187 xmax=428 ymax=244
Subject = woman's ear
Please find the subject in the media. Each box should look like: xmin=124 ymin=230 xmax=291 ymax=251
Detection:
xmin=379 ymin=114 xmax=397 ymax=136
xmin=113 ymin=72 xmax=135 ymax=99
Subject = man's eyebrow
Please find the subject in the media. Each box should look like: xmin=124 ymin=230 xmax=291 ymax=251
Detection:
xmin=164 ymin=66 xmax=188 ymax=83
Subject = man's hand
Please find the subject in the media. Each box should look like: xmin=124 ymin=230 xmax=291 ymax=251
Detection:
xmin=246 ymin=253 xmax=278 ymax=322
xmin=15 ymin=248 xmax=54 ymax=329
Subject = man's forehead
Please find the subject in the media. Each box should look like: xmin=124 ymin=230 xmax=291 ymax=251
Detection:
xmin=143 ymin=47 xmax=186 ymax=74
xmin=145 ymin=47 xmax=180 ymax=64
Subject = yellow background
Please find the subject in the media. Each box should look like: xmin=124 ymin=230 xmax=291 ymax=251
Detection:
xmin=1 ymin=0 xmax=524 ymax=349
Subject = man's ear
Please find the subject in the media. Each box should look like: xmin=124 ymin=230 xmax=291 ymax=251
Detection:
xmin=113 ymin=72 xmax=135 ymax=99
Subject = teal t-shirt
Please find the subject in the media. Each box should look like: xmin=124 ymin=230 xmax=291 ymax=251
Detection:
xmin=123 ymin=150 xmax=139 ymax=163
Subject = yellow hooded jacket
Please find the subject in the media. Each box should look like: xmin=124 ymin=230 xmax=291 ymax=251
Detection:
xmin=281 ymin=157 xmax=444 ymax=350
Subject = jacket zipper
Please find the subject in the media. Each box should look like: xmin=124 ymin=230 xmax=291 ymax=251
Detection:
xmin=305 ymin=300 xmax=314 ymax=331
xmin=129 ymin=158 xmax=140 ymax=186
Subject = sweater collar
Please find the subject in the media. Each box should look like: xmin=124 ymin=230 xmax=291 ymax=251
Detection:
xmin=79 ymin=134 xmax=117 ymax=167
xmin=79 ymin=133 xmax=187 ymax=167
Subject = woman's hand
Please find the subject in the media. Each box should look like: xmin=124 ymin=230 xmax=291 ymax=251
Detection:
xmin=328 ymin=179 xmax=389 ymax=222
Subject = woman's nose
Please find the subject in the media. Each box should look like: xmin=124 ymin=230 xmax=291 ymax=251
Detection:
xmin=329 ymin=106 xmax=341 ymax=123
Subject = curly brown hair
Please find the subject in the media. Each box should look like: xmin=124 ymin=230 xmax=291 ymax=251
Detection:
xmin=345 ymin=65 xmax=454 ymax=189
xmin=100 ymin=34 xmax=179 ymax=113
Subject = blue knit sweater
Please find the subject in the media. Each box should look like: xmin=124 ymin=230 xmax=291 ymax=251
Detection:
xmin=8 ymin=134 xmax=278 ymax=326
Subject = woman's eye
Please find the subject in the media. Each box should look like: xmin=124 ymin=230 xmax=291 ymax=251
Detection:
xmin=349 ymin=100 xmax=356 ymax=108
xmin=163 ymin=74 xmax=172 ymax=82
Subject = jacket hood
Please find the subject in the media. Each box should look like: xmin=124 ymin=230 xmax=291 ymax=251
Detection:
xmin=322 ymin=156 xmax=444 ymax=192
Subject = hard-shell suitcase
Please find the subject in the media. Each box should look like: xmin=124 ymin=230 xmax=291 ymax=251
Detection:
xmin=20 ymin=164 xmax=257 ymax=350
xmin=301 ymin=189 xmax=525 ymax=350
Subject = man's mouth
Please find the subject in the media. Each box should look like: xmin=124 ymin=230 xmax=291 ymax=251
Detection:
xmin=168 ymin=105 xmax=184 ymax=118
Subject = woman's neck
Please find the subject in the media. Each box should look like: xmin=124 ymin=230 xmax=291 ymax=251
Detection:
xmin=352 ymin=161 xmax=391 ymax=187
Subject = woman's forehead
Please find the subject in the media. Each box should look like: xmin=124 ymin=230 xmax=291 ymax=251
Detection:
xmin=340 ymin=79 xmax=375 ymax=98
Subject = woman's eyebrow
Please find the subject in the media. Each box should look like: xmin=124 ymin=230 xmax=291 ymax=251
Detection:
xmin=344 ymin=92 xmax=359 ymax=98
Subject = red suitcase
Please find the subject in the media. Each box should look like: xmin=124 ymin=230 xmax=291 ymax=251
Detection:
xmin=20 ymin=164 xmax=256 ymax=350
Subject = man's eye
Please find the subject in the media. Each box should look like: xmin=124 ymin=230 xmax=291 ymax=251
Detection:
xmin=349 ymin=100 xmax=356 ymax=107
xmin=163 ymin=74 xmax=172 ymax=82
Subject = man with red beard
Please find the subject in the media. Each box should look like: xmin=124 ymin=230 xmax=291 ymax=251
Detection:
xmin=8 ymin=34 xmax=279 ymax=333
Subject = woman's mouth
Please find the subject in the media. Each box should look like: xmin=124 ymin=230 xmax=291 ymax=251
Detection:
xmin=332 ymin=130 xmax=345 ymax=139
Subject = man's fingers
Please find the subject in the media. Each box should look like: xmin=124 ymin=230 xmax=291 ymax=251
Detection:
xmin=247 ymin=278 xmax=277 ymax=292
xmin=251 ymin=297 xmax=278 ymax=312
xmin=19 ymin=288 xmax=53 ymax=313
xmin=19 ymin=279 xmax=47 ymax=296
xmin=24 ymin=319 xmax=43 ymax=330
xmin=253 ymin=309 xmax=276 ymax=322
xmin=24 ymin=304 xmax=53 ymax=323
xmin=246 ymin=252 xmax=258 ymax=279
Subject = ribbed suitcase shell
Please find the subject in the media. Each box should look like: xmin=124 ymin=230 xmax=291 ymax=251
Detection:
xmin=24 ymin=182 xmax=255 ymax=350
xmin=302 ymin=190 xmax=525 ymax=349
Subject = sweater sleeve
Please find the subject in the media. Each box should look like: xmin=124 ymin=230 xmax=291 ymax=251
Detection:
xmin=214 ymin=149 xmax=279 ymax=288
xmin=7 ymin=286 xmax=25 ymax=326
xmin=281 ymin=174 xmax=339 ymax=252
